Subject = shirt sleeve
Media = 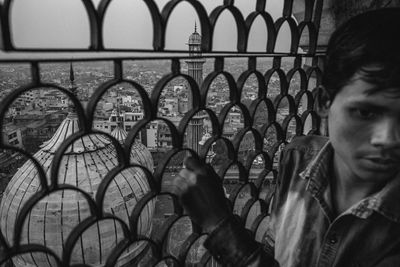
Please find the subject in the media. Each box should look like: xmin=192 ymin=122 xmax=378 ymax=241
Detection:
xmin=203 ymin=215 xmax=279 ymax=267
xmin=203 ymin=143 xmax=294 ymax=266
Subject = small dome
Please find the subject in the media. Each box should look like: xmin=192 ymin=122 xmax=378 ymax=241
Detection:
xmin=188 ymin=31 xmax=201 ymax=44
xmin=110 ymin=126 xmax=154 ymax=171
xmin=199 ymin=132 xmax=211 ymax=146
xmin=0 ymin=113 xmax=154 ymax=267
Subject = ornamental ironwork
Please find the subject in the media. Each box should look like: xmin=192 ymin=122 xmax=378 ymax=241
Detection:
xmin=0 ymin=0 xmax=324 ymax=266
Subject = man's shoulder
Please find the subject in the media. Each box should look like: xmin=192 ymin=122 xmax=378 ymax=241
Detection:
xmin=279 ymin=135 xmax=330 ymax=169
xmin=284 ymin=135 xmax=329 ymax=154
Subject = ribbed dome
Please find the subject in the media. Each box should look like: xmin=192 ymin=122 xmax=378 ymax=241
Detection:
xmin=0 ymin=113 xmax=154 ymax=267
xmin=110 ymin=125 xmax=154 ymax=171
xmin=188 ymin=31 xmax=201 ymax=44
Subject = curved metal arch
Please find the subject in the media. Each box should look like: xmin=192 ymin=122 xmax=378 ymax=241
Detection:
xmin=151 ymin=213 xmax=183 ymax=247
xmin=236 ymin=67 xmax=267 ymax=99
xmin=0 ymin=83 xmax=87 ymax=143
xmin=281 ymin=113 xmax=303 ymax=140
xmin=306 ymin=64 xmax=323 ymax=87
xmin=253 ymin=169 xmax=276 ymax=189
xmin=241 ymin=198 xmax=268 ymax=227
xmin=218 ymin=102 xmax=249 ymax=133
xmin=274 ymin=17 xmax=300 ymax=54
xmin=298 ymin=21 xmax=318 ymax=54
xmin=209 ymin=4 xmax=247 ymax=52
xmin=49 ymin=129 xmax=128 ymax=187
xmin=199 ymin=107 xmax=223 ymax=137
xmin=97 ymin=0 xmax=162 ymax=51
xmin=294 ymin=89 xmax=314 ymax=112
xmin=178 ymin=233 xmax=209 ymax=264
xmin=150 ymin=72 xmax=201 ymax=114
xmin=208 ymin=137 xmax=237 ymax=174
xmin=248 ymin=97 xmax=276 ymax=127
xmin=175 ymin=232 xmax=202 ymax=263
xmin=250 ymin=213 xmax=271 ymax=240
xmin=178 ymin=108 xmax=215 ymax=141
xmin=269 ymin=140 xmax=287 ymax=163
xmin=159 ymin=215 xmax=197 ymax=256
xmin=124 ymin=118 xmax=154 ymax=154
xmin=245 ymin=11 xmax=276 ymax=53
xmin=245 ymin=150 xmax=272 ymax=170
xmin=219 ymin=159 xmax=248 ymax=184
xmin=197 ymin=131 xmax=220 ymax=160
xmin=62 ymin=214 xmax=132 ymax=266
xmin=229 ymin=181 xmax=258 ymax=214
xmin=273 ymin=93 xmax=297 ymax=117
xmin=152 ymin=146 xmax=193 ymax=185
xmin=286 ymin=66 xmax=309 ymax=92
xmin=200 ymin=72 xmax=239 ymax=111
xmin=264 ymin=67 xmax=289 ymax=96
xmin=12 ymin=185 xmax=100 ymax=249
xmin=86 ymin=78 xmax=152 ymax=127
xmin=199 ymin=250 xmax=216 ymax=266
xmin=161 ymin=0 xmax=211 ymax=52
xmin=95 ymin=163 xmax=156 ymax=214
xmin=150 ymin=117 xmax=182 ymax=149
xmin=129 ymin=191 xmax=158 ymax=232
xmin=231 ymin=126 xmax=263 ymax=155
xmin=0 ymin=243 xmax=62 ymax=267
xmin=0 ymin=144 xmax=49 ymax=191
xmin=260 ymin=121 xmax=285 ymax=157
xmin=104 ymin=236 xmax=159 ymax=267
xmin=300 ymin=109 xmax=320 ymax=135
xmin=202 ymin=68 xmax=239 ymax=105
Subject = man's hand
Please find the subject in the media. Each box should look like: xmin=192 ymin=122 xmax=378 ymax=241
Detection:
xmin=172 ymin=157 xmax=231 ymax=233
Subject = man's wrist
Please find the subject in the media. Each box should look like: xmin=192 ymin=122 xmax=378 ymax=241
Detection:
xmin=203 ymin=215 xmax=231 ymax=234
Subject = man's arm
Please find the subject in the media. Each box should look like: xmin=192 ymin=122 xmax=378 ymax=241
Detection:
xmin=172 ymin=157 xmax=278 ymax=266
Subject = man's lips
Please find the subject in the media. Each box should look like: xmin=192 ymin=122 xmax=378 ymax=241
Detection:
xmin=364 ymin=157 xmax=398 ymax=164
xmin=362 ymin=156 xmax=400 ymax=171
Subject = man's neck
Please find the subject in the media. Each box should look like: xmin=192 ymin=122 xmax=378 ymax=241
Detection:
xmin=331 ymin=154 xmax=382 ymax=215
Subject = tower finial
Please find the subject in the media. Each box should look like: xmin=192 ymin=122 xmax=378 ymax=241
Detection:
xmin=116 ymin=93 xmax=123 ymax=128
xmin=70 ymin=61 xmax=75 ymax=83
xmin=194 ymin=21 xmax=197 ymax=33
xmin=68 ymin=62 xmax=78 ymax=113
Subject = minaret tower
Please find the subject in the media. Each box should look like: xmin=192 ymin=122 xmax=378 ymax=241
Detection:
xmin=185 ymin=22 xmax=205 ymax=153
xmin=68 ymin=62 xmax=78 ymax=112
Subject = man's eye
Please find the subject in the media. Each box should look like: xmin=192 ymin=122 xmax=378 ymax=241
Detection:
xmin=352 ymin=108 xmax=379 ymax=119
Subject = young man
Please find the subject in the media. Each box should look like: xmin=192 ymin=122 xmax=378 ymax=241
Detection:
xmin=173 ymin=8 xmax=400 ymax=266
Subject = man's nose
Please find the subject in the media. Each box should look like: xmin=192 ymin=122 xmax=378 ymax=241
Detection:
xmin=370 ymin=119 xmax=400 ymax=149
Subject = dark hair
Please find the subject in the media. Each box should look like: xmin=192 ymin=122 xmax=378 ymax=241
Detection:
xmin=322 ymin=8 xmax=400 ymax=98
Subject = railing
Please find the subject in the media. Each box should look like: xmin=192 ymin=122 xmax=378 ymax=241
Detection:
xmin=0 ymin=0 xmax=324 ymax=266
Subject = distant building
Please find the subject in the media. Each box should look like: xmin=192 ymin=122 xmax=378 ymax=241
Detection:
xmin=3 ymin=123 xmax=23 ymax=148
xmin=185 ymin=23 xmax=205 ymax=153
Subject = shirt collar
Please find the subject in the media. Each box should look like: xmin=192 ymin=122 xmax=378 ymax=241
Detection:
xmin=299 ymin=140 xmax=333 ymax=197
xmin=299 ymin=140 xmax=400 ymax=223
xmin=371 ymin=172 xmax=400 ymax=223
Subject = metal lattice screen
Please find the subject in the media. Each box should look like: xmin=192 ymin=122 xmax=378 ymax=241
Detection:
xmin=0 ymin=0 xmax=324 ymax=266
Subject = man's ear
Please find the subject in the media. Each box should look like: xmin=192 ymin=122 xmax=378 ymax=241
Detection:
xmin=314 ymin=86 xmax=331 ymax=118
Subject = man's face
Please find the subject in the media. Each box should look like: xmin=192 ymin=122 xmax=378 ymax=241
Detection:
xmin=327 ymin=74 xmax=400 ymax=184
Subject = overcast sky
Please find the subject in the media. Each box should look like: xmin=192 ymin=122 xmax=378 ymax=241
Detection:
xmin=7 ymin=0 xmax=293 ymax=53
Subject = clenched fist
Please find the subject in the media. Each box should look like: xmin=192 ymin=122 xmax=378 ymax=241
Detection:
xmin=172 ymin=157 xmax=231 ymax=233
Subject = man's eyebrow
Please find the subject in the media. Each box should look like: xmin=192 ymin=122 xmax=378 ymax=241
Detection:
xmin=364 ymin=86 xmax=400 ymax=97
xmin=346 ymin=101 xmax=389 ymax=111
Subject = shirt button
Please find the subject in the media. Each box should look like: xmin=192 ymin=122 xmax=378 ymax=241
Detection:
xmin=329 ymin=233 xmax=338 ymax=244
